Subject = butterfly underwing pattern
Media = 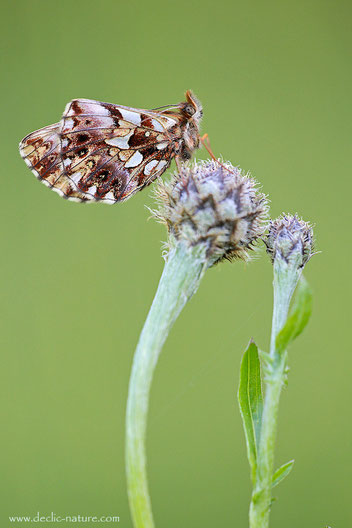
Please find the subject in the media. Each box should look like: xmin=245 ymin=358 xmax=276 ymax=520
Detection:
xmin=19 ymin=91 xmax=203 ymax=204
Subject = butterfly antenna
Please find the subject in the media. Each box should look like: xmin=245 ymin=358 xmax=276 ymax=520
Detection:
xmin=200 ymin=134 xmax=235 ymax=175
xmin=151 ymin=103 xmax=182 ymax=111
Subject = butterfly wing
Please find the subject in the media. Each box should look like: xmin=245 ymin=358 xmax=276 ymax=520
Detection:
xmin=19 ymin=122 xmax=78 ymax=197
xmin=19 ymin=98 xmax=181 ymax=203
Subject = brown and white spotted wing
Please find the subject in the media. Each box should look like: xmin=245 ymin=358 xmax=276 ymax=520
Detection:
xmin=19 ymin=122 xmax=73 ymax=195
xmin=19 ymin=91 xmax=203 ymax=203
xmin=19 ymin=99 xmax=179 ymax=203
xmin=59 ymin=99 xmax=178 ymax=202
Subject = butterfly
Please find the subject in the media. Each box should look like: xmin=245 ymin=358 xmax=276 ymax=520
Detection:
xmin=19 ymin=91 xmax=203 ymax=204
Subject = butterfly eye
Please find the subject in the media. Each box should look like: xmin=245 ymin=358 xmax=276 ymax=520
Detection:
xmin=184 ymin=104 xmax=195 ymax=116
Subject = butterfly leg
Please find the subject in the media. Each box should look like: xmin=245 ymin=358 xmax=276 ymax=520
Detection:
xmin=200 ymin=133 xmax=235 ymax=175
xmin=175 ymin=156 xmax=183 ymax=173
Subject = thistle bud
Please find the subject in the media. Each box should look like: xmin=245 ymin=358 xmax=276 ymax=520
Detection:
xmin=266 ymin=214 xmax=314 ymax=269
xmin=153 ymin=160 xmax=269 ymax=265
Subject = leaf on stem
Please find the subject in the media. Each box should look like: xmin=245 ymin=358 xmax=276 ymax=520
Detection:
xmin=238 ymin=340 xmax=263 ymax=479
xmin=276 ymin=276 xmax=312 ymax=355
xmin=272 ymin=459 xmax=294 ymax=488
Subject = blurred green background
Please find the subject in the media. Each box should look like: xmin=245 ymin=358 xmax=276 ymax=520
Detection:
xmin=1 ymin=0 xmax=350 ymax=526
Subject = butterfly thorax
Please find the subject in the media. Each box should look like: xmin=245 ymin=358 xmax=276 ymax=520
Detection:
xmin=163 ymin=90 xmax=203 ymax=161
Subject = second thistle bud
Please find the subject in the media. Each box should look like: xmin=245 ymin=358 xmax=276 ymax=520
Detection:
xmin=266 ymin=214 xmax=314 ymax=269
xmin=153 ymin=160 xmax=269 ymax=264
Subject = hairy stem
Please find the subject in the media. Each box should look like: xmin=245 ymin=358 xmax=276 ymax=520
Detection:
xmin=125 ymin=243 xmax=207 ymax=528
xmin=249 ymin=261 xmax=301 ymax=528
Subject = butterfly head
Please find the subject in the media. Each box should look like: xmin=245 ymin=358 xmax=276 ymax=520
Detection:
xmin=182 ymin=90 xmax=203 ymax=125
xmin=176 ymin=90 xmax=203 ymax=161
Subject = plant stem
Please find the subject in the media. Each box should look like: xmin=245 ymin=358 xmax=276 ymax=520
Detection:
xmin=125 ymin=242 xmax=207 ymax=528
xmin=249 ymin=261 xmax=301 ymax=528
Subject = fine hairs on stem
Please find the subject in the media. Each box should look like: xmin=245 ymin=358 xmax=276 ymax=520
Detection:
xmin=125 ymin=160 xmax=269 ymax=528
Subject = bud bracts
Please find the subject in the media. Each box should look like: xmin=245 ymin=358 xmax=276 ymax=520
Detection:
xmin=266 ymin=214 xmax=314 ymax=268
xmin=153 ymin=160 xmax=269 ymax=264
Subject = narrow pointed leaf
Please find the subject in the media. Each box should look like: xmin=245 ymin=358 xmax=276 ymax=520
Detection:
xmin=272 ymin=459 xmax=294 ymax=488
xmin=276 ymin=277 xmax=312 ymax=355
xmin=238 ymin=340 xmax=263 ymax=479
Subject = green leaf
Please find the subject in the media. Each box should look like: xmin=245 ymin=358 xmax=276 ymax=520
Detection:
xmin=276 ymin=276 xmax=312 ymax=355
xmin=238 ymin=340 xmax=263 ymax=480
xmin=272 ymin=460 xmax=294 ymax=488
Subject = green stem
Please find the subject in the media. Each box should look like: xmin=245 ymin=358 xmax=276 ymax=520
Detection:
xmin=249 ymin=261 xmax=301 ymax=528
xmin=125 ymin=242 xmax=207 ymax=528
